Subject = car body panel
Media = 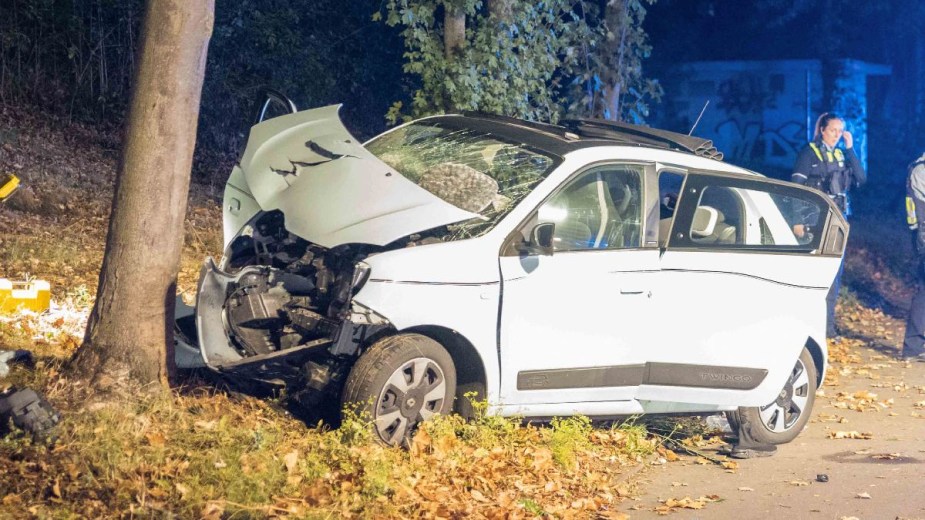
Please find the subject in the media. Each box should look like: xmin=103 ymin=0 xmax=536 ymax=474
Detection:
xmin=223 ymin=165 xmax=261 ymax=247
xmin=644 ymin=251 xmax=835 ymax=406
xmin=235 ymin=104 xmax=479 ymax=248
xmin=498 ymin=248 xmax=659 ymax=407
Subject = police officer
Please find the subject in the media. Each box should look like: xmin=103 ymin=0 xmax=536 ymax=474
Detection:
xmin=902 ymin=152 xmax=925 ymax=360
xmin=791 ymin=113 xmax=866 ymax=338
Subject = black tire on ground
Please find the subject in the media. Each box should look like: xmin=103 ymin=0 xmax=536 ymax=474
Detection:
xmin=341 ymin=333 xmax=456 ymax=447
xmin=728 ymin=347 xmax=817 ymax=445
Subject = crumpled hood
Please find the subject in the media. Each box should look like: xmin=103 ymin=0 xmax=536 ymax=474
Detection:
xmin=238 ymin=105 xmax=479 ymax=248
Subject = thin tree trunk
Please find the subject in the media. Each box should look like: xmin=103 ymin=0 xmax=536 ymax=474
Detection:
xmin=604 ymin=0 xmax=629 ymax=121
xmin=71 ymin=0 xmax=214 ymax=391
xmin=488 ymin=0 xmax=513 ymax=22
xmin=444 ymin=6 xmax=465 ymax=59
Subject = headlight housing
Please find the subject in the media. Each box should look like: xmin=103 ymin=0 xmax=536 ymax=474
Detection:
xmin=351 ymin=261 xmax=371 ymax=295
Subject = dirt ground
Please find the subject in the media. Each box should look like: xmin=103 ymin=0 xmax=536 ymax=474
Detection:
xmin=621 ymin=309 xmax=925 ymax=519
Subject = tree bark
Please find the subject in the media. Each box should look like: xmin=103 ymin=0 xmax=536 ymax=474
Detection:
xmin=603 ymin=0 xmax=629 ymax=121
xmin=444 ymin=6 xmax=465 ymax=59
xmin=71 ymin=0 xmax=214 ymax=391
xmin=487 ymin=0 xmax=513 ymax=22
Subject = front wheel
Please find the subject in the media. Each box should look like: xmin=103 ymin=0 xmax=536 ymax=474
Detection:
xmin=727 ymin=347 xmax=817 ymax=445
xmin=342 ymin=334 xmax=456 ymax=447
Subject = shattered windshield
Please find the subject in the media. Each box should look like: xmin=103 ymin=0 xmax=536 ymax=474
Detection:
xmin=365 ymin=122 xmax=557 ymax=240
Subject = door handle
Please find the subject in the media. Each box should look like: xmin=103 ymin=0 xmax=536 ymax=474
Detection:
xmin=620 ymin=288 xmax=645 ymax=295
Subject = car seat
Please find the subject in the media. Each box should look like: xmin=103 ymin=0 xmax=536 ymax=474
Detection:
xmin=691 ymin=206 xmax=737 ymax=244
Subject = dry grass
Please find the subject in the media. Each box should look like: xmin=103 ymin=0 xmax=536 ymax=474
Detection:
xmin=0 ymin=373 xmax=654 ymax=518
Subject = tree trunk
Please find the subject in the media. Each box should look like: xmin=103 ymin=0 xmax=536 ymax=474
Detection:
xmin=71 ymin=0 xmax=214 ymax=391
xmin=603 ymin=0 xmax=629 ymax=121
xmin=488 ymin=0 xmax=513 ymax=22
xmin=444 ymin=6 xmax=465 ymax=59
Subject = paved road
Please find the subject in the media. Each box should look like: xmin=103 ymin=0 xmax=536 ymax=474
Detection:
xmin=622 ymin=335 xmax=925 ymax=519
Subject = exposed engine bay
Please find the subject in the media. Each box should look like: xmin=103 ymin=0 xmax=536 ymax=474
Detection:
xmin=180 ymin=210 xmax=463 ymax=392
xmin=221 ymin=210 xmax=370 ymax=357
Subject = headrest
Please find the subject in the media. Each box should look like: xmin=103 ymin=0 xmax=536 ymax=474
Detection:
xmin=691 ymin=205 xmax=719 ymax=237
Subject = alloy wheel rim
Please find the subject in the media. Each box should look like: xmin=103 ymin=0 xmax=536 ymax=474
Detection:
xmin=758 ymin=358 xmax=810 ymax=433
xmin=374 ymin=357 xmax=446 ymax=445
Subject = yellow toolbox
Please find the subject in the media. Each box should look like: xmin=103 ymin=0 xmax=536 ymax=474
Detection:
xmin=0 ymin=173 xmax=19 ymax=202
xmin=0 ymin=279 xmax=51 ymax=314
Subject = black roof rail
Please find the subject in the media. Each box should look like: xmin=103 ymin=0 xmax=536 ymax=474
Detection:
xmin=460 ymin=111 xmax=580 ymax=141
xmin=559 ymin=118 xmax=724 ymax=161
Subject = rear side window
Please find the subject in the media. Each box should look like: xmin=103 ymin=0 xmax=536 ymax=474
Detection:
xmin=670 ymin=174 xmax=833 ymax=253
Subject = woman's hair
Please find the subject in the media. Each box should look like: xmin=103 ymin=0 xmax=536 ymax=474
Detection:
xmin=813 ymin=112 xmax=842 ymax=139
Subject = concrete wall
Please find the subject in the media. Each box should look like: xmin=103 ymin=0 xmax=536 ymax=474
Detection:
xmin=655 ymin=59 xmax=889 ymax=178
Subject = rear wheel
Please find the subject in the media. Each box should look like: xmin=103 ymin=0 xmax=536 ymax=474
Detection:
xmin=342 ymin=334 xmax=456 ymax=447
xmin=727 ymin=347 xmax=817 ymax=445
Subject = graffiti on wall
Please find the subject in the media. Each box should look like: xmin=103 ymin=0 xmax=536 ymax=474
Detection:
xmin=714 ymin=119 xmax=806 ymax=171
xmin=716 ymin=74 xmax=776 ymax=114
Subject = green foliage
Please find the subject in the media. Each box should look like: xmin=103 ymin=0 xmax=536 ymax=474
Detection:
xmin=549 ymin=415 xmax=592 ymax=469
xmin=565 ymin=0 xmax=664 ymax=122
xmin=0 ymin=1 xmax=406 ymax=174
xmin=0 ymin=0 xmax=143 ymax=121
xmin=381 ymin=0 xmax=660 ymax=123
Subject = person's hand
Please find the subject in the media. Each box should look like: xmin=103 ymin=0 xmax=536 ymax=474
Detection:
xmin=843 ymin=130 xmax=853 ymax=149
xmin=793 ymin=224 xmax=805 ymax=238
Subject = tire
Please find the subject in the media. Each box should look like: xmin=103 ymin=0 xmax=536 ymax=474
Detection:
xmin=729 ymin=347 xmax=817 ymax=445
xmin=342 ymin=333 xmax=456 ymax=447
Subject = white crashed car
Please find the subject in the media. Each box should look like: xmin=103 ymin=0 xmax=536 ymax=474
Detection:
xmin=176 ymin=97 xmax=846 ymax=447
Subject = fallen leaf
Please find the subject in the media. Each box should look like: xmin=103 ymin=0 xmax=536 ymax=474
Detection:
xmin=284 ymin=450 xmax=299 ymax=474
xmin=789 ymin=480 xmax=810 ymax=487
xmin=856 ymin=492 xmax=871 ymax=499
xmin=737 ymin=487 xmax=754 ymax=492
xmin=828 ymin=431 xmax=873 ymax=440
xmin=872 ymin=453 xmax=901 ymax=460
xmin=145 ymin=432 xmax=167 ymax=446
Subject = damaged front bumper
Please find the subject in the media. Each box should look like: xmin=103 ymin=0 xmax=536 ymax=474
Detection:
xmin=174 ymin=257 xmax=391 ymax=388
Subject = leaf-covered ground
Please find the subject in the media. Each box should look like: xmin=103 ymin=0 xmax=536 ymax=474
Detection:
xmin=0 ymin=105 xmax=663 ymax=518
xmin=0 ymin=105 xmax=918 ymax=518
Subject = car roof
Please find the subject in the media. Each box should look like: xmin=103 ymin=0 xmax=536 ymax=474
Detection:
xmin=422 ymin=113 xmax=724 ymax=161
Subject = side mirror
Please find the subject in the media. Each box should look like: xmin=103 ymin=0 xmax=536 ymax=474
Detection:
xmin=519 ymin=222 xmax=554 ymax=256
xmin=0 ymin=173 xmax=19 ymax=203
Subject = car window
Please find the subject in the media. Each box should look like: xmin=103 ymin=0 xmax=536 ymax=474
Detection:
xmin=675 ymin=176 xmax=830 ymax=251
xmin=365 ymin=123 xmax=557 ymax=240
xmin=658 ymin=171 xmax=685 ymax=247
xmin=537 ymin=165 xmax=644 ymax=251
xmin=689 ymin=186 xmax=745 ymax=245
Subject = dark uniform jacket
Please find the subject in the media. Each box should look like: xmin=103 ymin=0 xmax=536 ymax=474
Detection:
xmin=791 ymin=138 xmax=866 ymax=214
xmin=906 ymin=154 xmax=925 ymax=267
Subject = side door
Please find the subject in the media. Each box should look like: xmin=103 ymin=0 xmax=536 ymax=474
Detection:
xmin=641 ymin=172 xmax=845 ymax=407
xmin=498 ymin=163 xmax=659 ymax=408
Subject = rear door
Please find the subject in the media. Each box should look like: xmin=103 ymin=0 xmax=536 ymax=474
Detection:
xmin=641 ymin=172 xmax=845 ymax=407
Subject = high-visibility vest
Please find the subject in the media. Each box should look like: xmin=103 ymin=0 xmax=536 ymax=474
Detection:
xmin=907 ymin=159 xmax=925 ymax=230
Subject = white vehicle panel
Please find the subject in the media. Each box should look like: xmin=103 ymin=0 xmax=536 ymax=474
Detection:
xmin=236 ymin=105 xmax=478 ymax=248
xmin=222 ymin=165 xmax=261 ymax=248
xmin=362 ymin=237 xmax=501 ymax=284
xmin=647 ymin=250 xmax=837 ymax=406
xmin=499 ymin=249 xmax=659 ymax=405
xmin=353 ymin=280 xmax=502 ymax=403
